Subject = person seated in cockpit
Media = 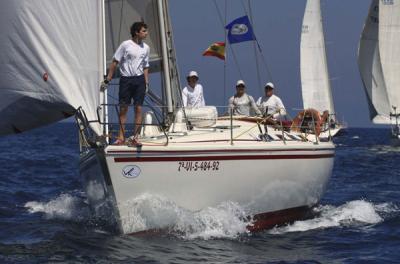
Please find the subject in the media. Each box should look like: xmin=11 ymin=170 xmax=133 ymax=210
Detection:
xmin=182 ymin=71 xmax=205 ymax=108
xmin=256 ymin=82 xmax=286 ymax=119
xmin=228 ymin=80 xmax=261 ymax=116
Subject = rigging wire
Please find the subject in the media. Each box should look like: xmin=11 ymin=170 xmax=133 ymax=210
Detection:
xmin=240 ymin=0 xmax=274 ymax=83
xmin=247 ymin=0 xmax=263 ymax=94
xmin=212 ymin=0 xmax=244 ymax=81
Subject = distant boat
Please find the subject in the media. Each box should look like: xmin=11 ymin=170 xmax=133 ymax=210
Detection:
xmin=0 ymin=0 xmax=335 ymax=235
xmin=300 ymin=0 xmax=345 ymax=137
xmin=358 ymin=0 xmax=400 ymax=143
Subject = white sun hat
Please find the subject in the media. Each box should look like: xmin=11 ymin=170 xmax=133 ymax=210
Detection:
xmin=265 ymin=82 xmax=275 ymax=89
xmin=236 ymin=80 xmax=246 ymax=86
xmin=187 ymin=71 xmax=199 ymax=78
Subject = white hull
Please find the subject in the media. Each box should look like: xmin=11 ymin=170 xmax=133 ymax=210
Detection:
xmin=80 ymin=120 xmax=334 ymax=234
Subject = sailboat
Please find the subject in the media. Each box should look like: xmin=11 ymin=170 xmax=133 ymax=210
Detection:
xmin=300 ymin=0 xmax=344 ymax=138
xmin=0 ymin=0 xmax=335 ymax=235
xmin=358 ymin=0 xmax=400 ymax=143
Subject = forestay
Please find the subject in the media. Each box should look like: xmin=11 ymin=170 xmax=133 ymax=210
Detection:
xmin=0 ymin=0 xmax=104 ymax=135
xmin=379 ymin=0 xmax=400 ymax=114
xmin=300 ymin=0 xmax=335 ymax=116
xmin=358 ymin=0 xmax=391 ymax=124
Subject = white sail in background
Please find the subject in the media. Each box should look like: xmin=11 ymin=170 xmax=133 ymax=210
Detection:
xmin=358 ymin=0 xmax=391 ymax=124
xmin=0 ymin=0 xmax=104 ymax=135
xmin=105 ymin=0 xmax=162 ymax=73
xmin=300 ymin=0 xmax=335 ymax=116
xmin=379 ymin=0 xmax=400 ymax=114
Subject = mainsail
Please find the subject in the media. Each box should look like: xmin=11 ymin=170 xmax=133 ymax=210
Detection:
xmin=300 ymin=0 xmax=335 ymax=116
xmin=0 ymin=0 xmax=104 ymax=135
xmin=358 ymin=0 xmax=391 ymax=124
xmin=379 ymin=0 xmax=400 ymax=115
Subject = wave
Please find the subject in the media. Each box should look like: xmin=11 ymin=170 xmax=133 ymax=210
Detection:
xmin=269 ymin=200 xmax=398 ymax=234
xmin=25 ymin=194 xmax=396 ymax=239
xmin=120 ymin=193 xmax=251 ymax=239
xmin=24 ymin=193 xmax=90 ymax=222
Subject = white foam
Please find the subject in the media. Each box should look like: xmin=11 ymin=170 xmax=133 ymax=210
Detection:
xmin=121 ymin=193 xmax=251 ymax=239
xmin=270 ymin=200 xmax=397 ymax=234
xmin=25 ymin=193 xmax=89 ymax=221
xmin=352 ymin=135 xmax=360 ymax=139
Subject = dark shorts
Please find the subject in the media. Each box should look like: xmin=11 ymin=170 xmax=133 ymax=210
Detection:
xmin=119 ymin=75 xmax=146 ymax=106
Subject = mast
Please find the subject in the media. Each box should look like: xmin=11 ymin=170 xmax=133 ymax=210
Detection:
xmin=157 ymin=0 xmax=173 ymax=115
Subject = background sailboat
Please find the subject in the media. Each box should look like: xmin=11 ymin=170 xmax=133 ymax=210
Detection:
xmin=300 ymin=0 xmax=343 ymax=137
xmin=358 ymin=0 xmax=391 ymax=125
xmin=358 ymin=0 xmax=400 ymax=142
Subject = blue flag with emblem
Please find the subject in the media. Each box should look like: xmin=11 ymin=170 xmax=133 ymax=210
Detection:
xmin=225 ymin=15 xmax=256 ymax=44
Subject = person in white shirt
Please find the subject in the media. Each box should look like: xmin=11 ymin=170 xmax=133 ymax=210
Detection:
xmin=256 ymin=82 xmax=286 ymax=119
xmin=102 ymin=22 xmax=150 ymax=146
xmin=182 ymin=71 xmax=205 ymax=108
xmin=228 ymin=80 xmax=261 ymax=116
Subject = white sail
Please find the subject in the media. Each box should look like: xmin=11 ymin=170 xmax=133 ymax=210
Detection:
xmin=379 ymin=0 xmax=400 ymax=113
xmin=0 ymin=0 xmax=104 ymax=135
xmin=358 ymin=0 xmax=391 ymax=124
xmin=300 ymin=0 xmax=335 ymax=116
xmin=105 ymin=0 xmax=162 ymax=73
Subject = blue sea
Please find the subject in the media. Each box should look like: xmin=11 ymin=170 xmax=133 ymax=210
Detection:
xmin=0 ymin=123 xmax=399 ymax=263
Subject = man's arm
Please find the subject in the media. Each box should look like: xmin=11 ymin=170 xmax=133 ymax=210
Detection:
xmin=106 ymin=60 xmax=119 ymax=81
xmin=144 ymin=67 xmax=149 ymax=86
xmin=274 ymin=97 xmax=286 ymax=117
xmin=250 ymin=96 xmax=262 ymax=116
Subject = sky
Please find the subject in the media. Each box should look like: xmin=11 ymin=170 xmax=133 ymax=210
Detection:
xmin=168 ymin=0 xmax=375 ymax=127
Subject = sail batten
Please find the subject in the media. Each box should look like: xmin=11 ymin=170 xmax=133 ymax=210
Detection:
xmin=300 ymin=0 xmax=335 ymax=116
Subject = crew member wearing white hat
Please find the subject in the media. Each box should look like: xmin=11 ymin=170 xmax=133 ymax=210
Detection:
xmin=228 ymin=80 xmax=261 ymax=116
xmin=182 ymin=71 xmax=206 ymax=108
xmin=256 ymin=82 xmax=286 ymax=119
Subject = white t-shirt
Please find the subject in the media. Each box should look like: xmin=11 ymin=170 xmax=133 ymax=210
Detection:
xmin=182 ymin=84 xmax=205 ymax=107
xmin=228 ymin=93 xmax=261 ymax=116
xmin=113 ymin=40 xmax=150 ymax=77
xmin=256 ymin=94 xmax=286 ymax=118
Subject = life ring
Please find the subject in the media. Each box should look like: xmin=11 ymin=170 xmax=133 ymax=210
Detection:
xmin=291 ymin=109 xmax=328 ymax=136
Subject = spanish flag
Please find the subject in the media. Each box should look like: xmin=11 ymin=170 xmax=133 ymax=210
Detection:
xmin=202 ymin=42 xmax=225 ymax=60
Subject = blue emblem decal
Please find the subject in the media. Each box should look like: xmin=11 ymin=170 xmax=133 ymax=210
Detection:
xmin=122 ymin=165 xmax=141 ymax=179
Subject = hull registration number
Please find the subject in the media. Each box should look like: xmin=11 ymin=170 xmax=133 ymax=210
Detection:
xmin=178 ymin=161 xmax=220 ymax=172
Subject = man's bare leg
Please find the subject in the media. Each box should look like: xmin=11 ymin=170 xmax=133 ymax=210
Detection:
xmin=117 ymin=105 xmax=128 ymax=141
xmin=134 ymin=105 xmax=142 ymax=137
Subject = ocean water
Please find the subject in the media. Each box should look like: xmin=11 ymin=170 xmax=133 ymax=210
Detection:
xmin=0 ymin=123 xmax=399 ymax=263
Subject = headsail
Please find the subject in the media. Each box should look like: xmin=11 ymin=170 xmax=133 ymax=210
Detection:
xmin=300 ymin=0 xmax=335 ymax=116
xmin=0 ymin=0 xmax=104 ymax=135
xmin=358 ymin=0 xmax=391 ymax=124
xmin=379 ymin=0 xmax=400 ymax=115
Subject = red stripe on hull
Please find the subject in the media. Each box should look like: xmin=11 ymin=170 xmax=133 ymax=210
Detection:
xmin=108 ymin=148 xmax=334 ymax=154
xmin=114 ymin=154 xmax=334 ymax=162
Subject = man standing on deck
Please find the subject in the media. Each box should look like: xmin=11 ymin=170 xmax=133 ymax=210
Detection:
xmin=101 ymin=22 xmax=150 ymax=147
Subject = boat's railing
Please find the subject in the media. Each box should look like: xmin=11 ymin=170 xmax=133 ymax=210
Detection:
xmin=88 ymin=103 xmax=332 ymax=146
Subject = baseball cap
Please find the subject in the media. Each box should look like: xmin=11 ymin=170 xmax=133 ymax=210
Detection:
xmin=265 ymin=82 xmax=275 ymax=89
xmin=187 ymin=71 xmax=199 ymax=78
xmin=236 ymin=80 xmax=246 ymax=87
